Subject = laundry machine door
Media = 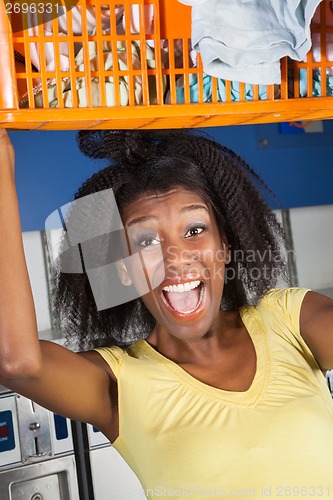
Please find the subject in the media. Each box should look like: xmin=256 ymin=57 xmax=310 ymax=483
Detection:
xmin=0 ymin=455 xmax=80 ymax=500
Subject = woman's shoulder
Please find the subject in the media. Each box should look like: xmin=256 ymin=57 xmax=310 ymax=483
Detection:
xmin=254 ymin=287 xmax=311 ymax=331
xmin=260 ymin=286 xmax=310 ymax=306
xmin=93 ymin=345 xmax=126 ymax=377
xmin=93 ymin=339 xmax=147 ymax=367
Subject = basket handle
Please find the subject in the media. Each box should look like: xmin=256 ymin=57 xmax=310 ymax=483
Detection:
xmin=159 ymin=0 xmax=191 ymax=39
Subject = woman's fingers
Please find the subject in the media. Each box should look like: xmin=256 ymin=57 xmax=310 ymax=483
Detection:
xmin=0 ymin=128 xmax=15 ymax=174
xmin=0 ymin=128 xmax=9 ymax=140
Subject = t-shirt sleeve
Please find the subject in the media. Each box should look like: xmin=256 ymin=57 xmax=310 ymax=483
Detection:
xmin=93 ymin=346 xmax=124 ymax=378
xmin=261 ymin=287 xmax=320 ymax=365
xmin=264 ymin=287 xmax=310 ymax=332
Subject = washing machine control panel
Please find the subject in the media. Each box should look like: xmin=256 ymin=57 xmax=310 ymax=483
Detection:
xmin=0 ymin=392 xmax=74 ymax=470
xmin=0 ymin=411 xmax=15 ymax=452
xmin=0 ymin=395 xmax=21 ymax=468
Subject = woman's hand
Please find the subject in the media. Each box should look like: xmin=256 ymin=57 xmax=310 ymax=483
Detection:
xmin=0 ymin=129 xmax=15 ymax=177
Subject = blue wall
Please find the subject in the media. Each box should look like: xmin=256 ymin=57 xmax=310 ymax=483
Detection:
xmin=8 ymin=122 xmax=333 ymax=231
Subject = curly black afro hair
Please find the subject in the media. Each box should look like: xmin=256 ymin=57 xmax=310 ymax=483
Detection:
xmin=52 ymin=129 xmax=288 ymax=350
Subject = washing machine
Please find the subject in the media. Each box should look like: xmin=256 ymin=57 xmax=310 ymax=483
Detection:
xmin=0 ymin=387 xmax=80 ymax=500
xmin=86 ymin=423 xmax=146 ymax=499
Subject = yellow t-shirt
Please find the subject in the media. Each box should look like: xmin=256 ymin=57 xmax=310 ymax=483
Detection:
xmin=95 ymin=288 xmax=333 ymax=499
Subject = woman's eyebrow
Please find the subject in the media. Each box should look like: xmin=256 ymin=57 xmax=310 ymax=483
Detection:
xmin=126 ymin=205 xmax=208 ymax=227
xmin=180 ymin=204 xmax=209 ymax=214
xmin=126 ymin=215 xmax=158 ymax=227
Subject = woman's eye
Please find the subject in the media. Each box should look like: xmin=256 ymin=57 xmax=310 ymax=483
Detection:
xmin=139 ymin=237 xmax=160 ymax=247
xmin=185 ymin=227 xmax=205 ymax=238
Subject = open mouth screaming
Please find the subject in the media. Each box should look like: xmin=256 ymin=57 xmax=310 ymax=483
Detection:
xmin=161 ymin=280 xmax=205 ymax=315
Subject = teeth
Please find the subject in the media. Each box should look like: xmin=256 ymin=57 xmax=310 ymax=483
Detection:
xmin=162 ymin=280 xmax=201 ymax=293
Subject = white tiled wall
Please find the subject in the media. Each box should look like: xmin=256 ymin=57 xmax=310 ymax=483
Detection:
xmin=22 ymin=231 xmax=51 ymax=332
xmin=289 ymin=204 xmax=333 ymax=297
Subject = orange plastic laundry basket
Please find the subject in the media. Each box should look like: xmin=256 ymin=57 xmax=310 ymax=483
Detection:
xmin=0 ymin=0 xmax=333 ymax=129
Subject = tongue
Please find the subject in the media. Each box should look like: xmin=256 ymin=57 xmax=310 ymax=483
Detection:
xmin=165 ymin=287 xmax=200 ymax=312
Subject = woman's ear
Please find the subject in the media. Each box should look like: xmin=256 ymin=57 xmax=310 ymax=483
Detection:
xmin=224 ymin=245 xmax=231 ymax=265
xmin=221 ymin=235 xmax=231 ymax=264
xmin=116 ymin=259 xmax=133 ymax=286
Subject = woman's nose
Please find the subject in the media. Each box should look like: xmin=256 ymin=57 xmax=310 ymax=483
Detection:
xmin=164 ymin=240 xmax=199 ymax=272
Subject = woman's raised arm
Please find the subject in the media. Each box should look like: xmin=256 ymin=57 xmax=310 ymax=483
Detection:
xmin=300 ymin=291 xmax=333 ymax=372
xmin=0 ymin=130 xmax=115 ymax=437
xmin=0 ymin=129 xmax=40 ymax=375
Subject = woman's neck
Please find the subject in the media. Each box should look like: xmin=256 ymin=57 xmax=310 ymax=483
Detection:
xmin=145 ymin=309 xmax=245 ymax=366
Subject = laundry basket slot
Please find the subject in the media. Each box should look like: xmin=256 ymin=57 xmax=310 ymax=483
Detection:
xmin=11 ymin=1 xmax=167 ymax=109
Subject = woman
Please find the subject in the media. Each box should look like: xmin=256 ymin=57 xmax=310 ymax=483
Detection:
xmin=0 ymin=128 xmax=332 ymax=498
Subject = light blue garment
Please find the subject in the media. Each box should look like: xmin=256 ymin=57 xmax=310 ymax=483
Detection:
xmin=299 ymin=68 xmax=333 ymax=97
xmin=173 ymin=73 xmax=268 ymax=103
xmin=172 ymin=69 xmax=333 ymax=103
xmin=178 ymin=0 xmax=322 ymax=84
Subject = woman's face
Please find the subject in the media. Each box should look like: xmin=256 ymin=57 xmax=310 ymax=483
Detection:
xmin=121 ymin=187 xmax=230 ymax=341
